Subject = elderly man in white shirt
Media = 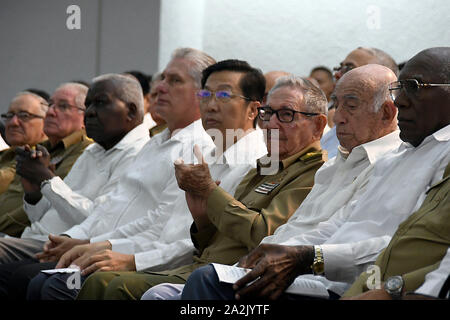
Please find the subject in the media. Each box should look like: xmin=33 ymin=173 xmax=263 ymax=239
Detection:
xmin=0 ymin=74 xmax=150 ymax=298
xmin=159 ymin=63 xmax=401 ymax=300
xmin=25 ymin=59 xmax=268 ymax=300
xmin=179 ymin=47 xmax=450 ymax=301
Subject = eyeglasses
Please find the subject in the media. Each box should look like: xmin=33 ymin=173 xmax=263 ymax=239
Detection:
xmin=1 ymin=111 xmax=45 ymax=122
xmin=196 ymin=89 xmax=251 ymax=103
xmin=333 ymin=64 xmax=355 ymax=76
xmin=388 ymin=79 xmax=450 ymax=101
xmin=257 ymin=106 xmax=320 ymax=123
xmin=48 ymin=100 xmax=85 ymax=112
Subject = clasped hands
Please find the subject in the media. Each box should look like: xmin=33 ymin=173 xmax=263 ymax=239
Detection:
xmin=232 ymin=243 xmax=315 ymax=300
xmin=36 ymin=235 xmax=135 ymax=276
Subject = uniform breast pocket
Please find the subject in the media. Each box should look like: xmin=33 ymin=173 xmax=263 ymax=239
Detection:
xmin=421 ymin=188 xmax=450 ymax=242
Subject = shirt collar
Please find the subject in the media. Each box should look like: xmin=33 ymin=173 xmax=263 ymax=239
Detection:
xmin=44 ymin=129 xmax=87 ymax=152
xmin=347 ymin=130 xmax=402 ymax=164
xmin=400 ymin=123 xmax=450 ymax=150
xmin=111 ymin=123 xmax=149 ymax=151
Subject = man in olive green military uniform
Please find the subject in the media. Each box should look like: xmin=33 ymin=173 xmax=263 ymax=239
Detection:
xmin=0 ymin=83 xmax=92 ymax=237
xmin=0 ymin=92 xmax=48 ymax=196
xmin=342 ymin=162 xmax=450 ymax=300
xmin=76 ymin=75 xmax=329 ymax=300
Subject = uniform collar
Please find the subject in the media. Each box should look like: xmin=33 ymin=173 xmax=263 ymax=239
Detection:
xmin=257 ymin=140 xmax=322 ymax=174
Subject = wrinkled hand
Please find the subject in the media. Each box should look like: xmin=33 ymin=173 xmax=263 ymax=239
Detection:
xmin=56 ymin=241 xmax=112 ymax=270
xmin=233 ymin=244 xmax=315 ymax=300
xmin=340 ymin=288 xmax=392 ymax=300
xmin=36 ymin=234 xmax=89 ymax=262
xmin=15 ymin=144 xmax=55 ymax=185
xmin=185 ymin=179 xmax=220 ymax=230
xmin=174 ymin=145 xmax=217 ymax=197
xmin=77 ymin=250 xmax=136 ymax=276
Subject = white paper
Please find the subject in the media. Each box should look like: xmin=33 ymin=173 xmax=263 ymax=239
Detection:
xmin=41 ymin=267 xmax=80 ymax=274
xmin=212 ymin=263 xmax=329 ymax=299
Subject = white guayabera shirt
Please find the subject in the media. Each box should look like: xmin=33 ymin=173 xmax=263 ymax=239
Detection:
xmin=90 ymin=128 xmax=268 ymax=272
xmin=21 ymin=124 xmax=150 ymax=241
xmin=62 ymin=120 xmax=215 ymax=240
xmin=272 ymin=124 xmax=450 ymax=296
xmin=263 ymin=130 xmax=402 ymax=245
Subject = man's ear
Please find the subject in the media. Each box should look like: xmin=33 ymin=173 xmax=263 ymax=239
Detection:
xmin=127 ymin=102 xmax=138 ymax=122
xmin=247 ymin=101 xmax=260 ymax=121
xmin=314 ymin=114 xmax=328 ymax=139
xmin=381 ymin=100 xmax=397 ymax=122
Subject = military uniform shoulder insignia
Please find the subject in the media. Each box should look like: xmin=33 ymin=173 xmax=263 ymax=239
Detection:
xmin=300 ymin=151 xmax=323 ymax=164
xmin=255 ymin=182 xmax=280 ymax=194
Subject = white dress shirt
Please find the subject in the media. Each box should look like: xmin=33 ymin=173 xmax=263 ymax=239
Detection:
xmin=142 ymin=112 xmax=157 ymax=131
xmin=20 ymin=124 xmax=150 ymax=241
xmin=0 ymin=135 xmax=8 ymax=151
xmin=275 ymin=124 xmax=450 ymax=295
xmin=91 ymin=129 xmax=268 ymax=271
xmin=63 ymin=119 xmax=215 ymax=240
xmin=415 ymin=248 xmax=450 ymax=298
xmin=263 ymin=130 xmax=402 ymax=245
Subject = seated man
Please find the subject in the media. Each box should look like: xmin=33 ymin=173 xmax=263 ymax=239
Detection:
xmin=0 ymin=74 xmax=150 ymax=298
xmin=26 ymin=58 xmax=268 ymax=300
xmin=180 ymin=47 xmax=450 ymax=300
xmin=0 ymin=82 xmax=92 ymax=236
xmin=322 ymin=46 xmax=399 ymax=158
xmin=155 ymin=63 xmax=401 ymax=300
xmin=74 ymin=74 xmax=328 ymax=300
xmin=342 ymin=162 xmax=449 ymax=299
xmin=147 ymin=73 xmax=167 ymax=137
xmin=0 ymin=92 xmax=48 ymax=195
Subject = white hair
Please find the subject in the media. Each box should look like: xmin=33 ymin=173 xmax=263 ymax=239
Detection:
xmin=12 ymin=91 xmax=48 ymax=115
xmin=170 ymin=48 xmax=216 ymax=88
xmin=92 ymin=73 xmax=145 ymax=117
xmin=269 ymin=75 xmax=328 ymax=114
xmin=54 ymin=82 xmax=89 ymax=111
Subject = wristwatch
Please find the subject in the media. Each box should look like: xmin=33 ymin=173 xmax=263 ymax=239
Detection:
xmin=384 ymin=276 xmax=404 ymax=300
xmin=311 ymin=245 xmax=325 ymax=275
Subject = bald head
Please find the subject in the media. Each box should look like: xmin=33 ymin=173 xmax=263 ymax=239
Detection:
xmin=332 ymin=64 xmax=398 ymax=152
xmin=337 ymin=64 xmax=398 ymax=112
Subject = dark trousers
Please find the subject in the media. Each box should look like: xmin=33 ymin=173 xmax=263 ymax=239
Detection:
xmin=181 ymin=264 xmax=340 ymax=300
xmin=0 ymin=259 xmax=56 ymax=299
xmin=27 ymin=271 xmax=87 ymax=300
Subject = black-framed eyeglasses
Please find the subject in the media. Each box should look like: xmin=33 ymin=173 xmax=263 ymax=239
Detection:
xmin=48 ymin=100 xmax=85 ymax=112
xmin=196 ymin=89 xmax=251 ymax=103
xmin=1 ymin=111 xmax=45 ymax=122
xmin=388 ymin=79 xmax=450 ymax=101
xmin=257 ymin=106 xmax=320 ymax=123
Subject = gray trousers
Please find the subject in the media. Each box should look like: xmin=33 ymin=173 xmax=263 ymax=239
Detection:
xmin=0 ymin=237 xmax=45 ymax=264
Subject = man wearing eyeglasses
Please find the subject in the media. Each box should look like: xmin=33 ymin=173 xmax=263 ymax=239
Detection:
xmin=0 ymin=92 xmax=48 ymax=195
xmin=181 ymin=47 xmax=450 ymax=301
xmin=0 ymin=83 xmax=91 ymax=237
xmin=67 ymin=74 xmax=327 ymax=300
xmin=322 ymin=47 xmax=399 ymax=159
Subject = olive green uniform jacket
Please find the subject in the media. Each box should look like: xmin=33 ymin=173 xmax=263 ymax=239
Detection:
xmin=343 ymin=162 xmax=450 ymax=297
xmin=0 ymin=130 xmax=92 ymax=236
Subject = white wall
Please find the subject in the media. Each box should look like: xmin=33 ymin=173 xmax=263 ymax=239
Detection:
xmin=159 ymin=0 xmax=450 ymax=75
xmin=0 ymin=0 xmax=160 ymax=114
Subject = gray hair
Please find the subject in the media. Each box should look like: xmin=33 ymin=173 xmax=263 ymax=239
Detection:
xmin=170 ymin=48 xmax=216 ymax=88
xmin=54 ymin=82 xmax=89 ymax=111
xmin=92 ymin=73 xmax=145 ymax=117
xmin=12 ymin=91 xmax=48 ymax=116
xmin=269 ymin=75 xmax=328 ymax=114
